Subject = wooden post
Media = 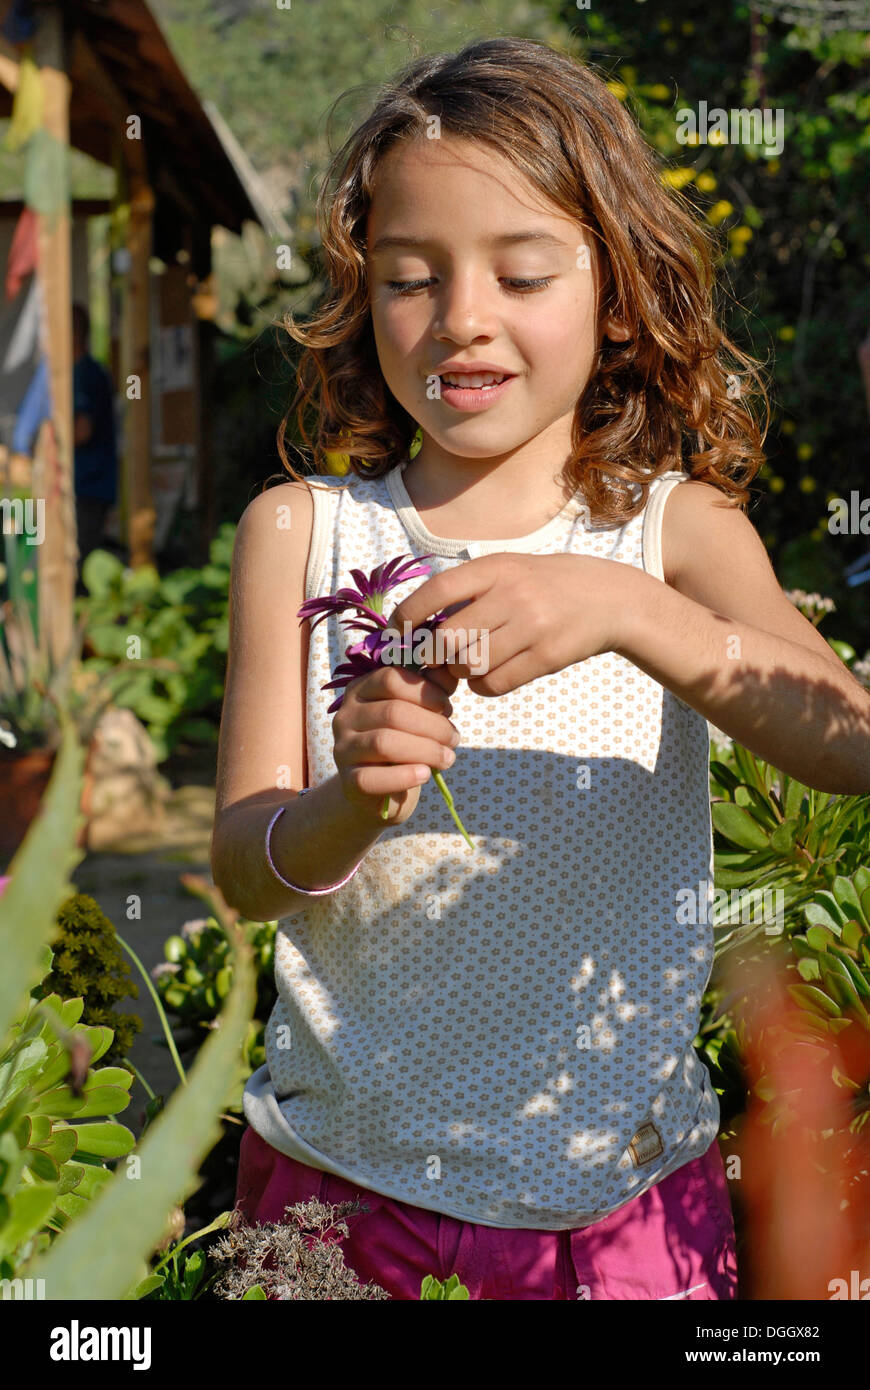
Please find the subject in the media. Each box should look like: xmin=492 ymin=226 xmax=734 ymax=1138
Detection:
xmin=69 ymin=29 xmax=156 ymax=569
xmin=31 ymin=3 xmax=74 ymax=665
xmin=121 ymin=178 xmax=156 ymax=568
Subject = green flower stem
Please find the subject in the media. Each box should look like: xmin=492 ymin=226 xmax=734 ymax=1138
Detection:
xmin=379 ymin=774 xmax=474 ymax=850
xmin=115 ymin=931 xmax=188 ymax=1089
xmin=150 ymin=1210 xmax=234 ymax=1274
xmin=123 ymin=1056 xmax=156 ymax=1101
xmin=431 ymin=771 xmax=475 ymax=851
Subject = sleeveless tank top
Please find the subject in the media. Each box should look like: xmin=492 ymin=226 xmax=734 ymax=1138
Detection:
xmin=243 ymin=461 xmax=721 ymax=1230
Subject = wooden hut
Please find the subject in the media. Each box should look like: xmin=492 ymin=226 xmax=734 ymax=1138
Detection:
xmin=0 ymin=0 xmax=275 ymax=663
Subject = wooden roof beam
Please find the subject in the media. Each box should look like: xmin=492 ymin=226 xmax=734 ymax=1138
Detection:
xmin=69 ymin=28 xmax=146 ymax=176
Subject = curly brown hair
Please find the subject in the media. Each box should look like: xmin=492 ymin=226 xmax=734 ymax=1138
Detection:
xmin=274 ymin=36 xmax=768 ymax=525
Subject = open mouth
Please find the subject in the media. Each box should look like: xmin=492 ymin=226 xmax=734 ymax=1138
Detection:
xmin=439 ymin=372 xmax=512 ymax=391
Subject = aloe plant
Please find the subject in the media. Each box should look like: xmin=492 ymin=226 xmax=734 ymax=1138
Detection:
xmin=0 ymin=982 xmax=137 ymax=1273
xmin=420 ymin=1273 xmax=470 ymax=1300
xmin=0 ymin=716 xmax=257 ymax=1299
xmin=697 ymin=734 xmax=870 ymax=1149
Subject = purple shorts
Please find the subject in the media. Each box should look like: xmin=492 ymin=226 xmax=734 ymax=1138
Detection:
xmin=234 ymin=1127 xmax=738 ymax=1300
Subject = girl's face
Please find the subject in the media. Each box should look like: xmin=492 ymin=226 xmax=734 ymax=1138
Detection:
xmin=365 ymin=134 xmax=623 ymax=466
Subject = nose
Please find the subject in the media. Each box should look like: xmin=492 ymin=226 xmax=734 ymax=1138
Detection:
xmin=431 ymin=268 xmax=498 ymax=345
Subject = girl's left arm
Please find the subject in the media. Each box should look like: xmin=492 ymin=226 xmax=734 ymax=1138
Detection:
xmin=615 ymin=480 xmax=870 ymax=795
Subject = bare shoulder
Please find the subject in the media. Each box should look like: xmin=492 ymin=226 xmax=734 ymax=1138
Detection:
xmin=660 ymin=477 xmax=846 ymax=670
xmin=659 ymin=479 xmax=740 ymax=588
xmin=232 ymin=479 xmax=314 ymax=594
xmin=236 ymin=477 xmax=314 ymax=546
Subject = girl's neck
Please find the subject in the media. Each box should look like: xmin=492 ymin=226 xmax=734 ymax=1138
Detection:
xmin=400 ymin=450 xmax=578 ymax=543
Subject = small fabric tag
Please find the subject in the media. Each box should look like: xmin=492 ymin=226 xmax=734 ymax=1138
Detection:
xmin=628 ymin=1122 xmax=664 ymax=1167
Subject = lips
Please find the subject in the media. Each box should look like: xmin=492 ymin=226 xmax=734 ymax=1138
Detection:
xmin=438 ymin=370 xmax=515 ymax=390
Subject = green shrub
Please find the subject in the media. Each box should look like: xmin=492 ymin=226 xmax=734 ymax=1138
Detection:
xmin=33 ymin=893 xmax=142 ymax=1066
xmin=76 ymin=523 xmax=235 ymax=761
xmin=697 ymin=739 xmax=870 ymax=1142
xmin=154 ymin=913 xmax=276 ymax=1112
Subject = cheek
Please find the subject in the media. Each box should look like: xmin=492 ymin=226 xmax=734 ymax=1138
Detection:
xmin=524 ymin=317 xmax=596 ymax=382
xmin=371 ymin=301 xmax=419 ymax=369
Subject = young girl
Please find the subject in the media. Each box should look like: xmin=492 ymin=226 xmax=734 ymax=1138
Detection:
xmin=211 ymin=37 xmax=867 ymax=1301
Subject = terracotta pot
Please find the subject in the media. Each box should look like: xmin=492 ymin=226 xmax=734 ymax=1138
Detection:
xmin=0 ymin=744 xmax=93 ymax=867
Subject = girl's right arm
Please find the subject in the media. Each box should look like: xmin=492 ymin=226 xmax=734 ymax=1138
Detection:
xmin=210 ymin=480 xmax=459 ymax=922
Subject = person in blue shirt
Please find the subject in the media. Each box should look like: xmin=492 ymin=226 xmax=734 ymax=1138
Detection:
xmin=12 ymin=301 xmax=119 ymax=589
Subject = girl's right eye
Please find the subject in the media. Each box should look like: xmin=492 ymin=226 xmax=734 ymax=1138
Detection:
xmin=385 ymin=279 xmax=434 ymax=296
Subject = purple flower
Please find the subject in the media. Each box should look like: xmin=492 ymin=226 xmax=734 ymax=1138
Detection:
xmin=297 ymin=554 xmax=474 ymax=849
xmin=298 ymin=554 xmax=438 ymax=636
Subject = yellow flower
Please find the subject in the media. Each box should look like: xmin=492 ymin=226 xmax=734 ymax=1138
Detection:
xmin=696 ymin=172 xmax=717 ymax=192
xmin=797 ymin=444 xmax=814 ymax=463
xmin=730 ymin=225 xmax=753 ymax=242
xmin=607 ymin=81 xmax=628 ymax=101
xmin=778 ymin=325 xmax=796 ymax=342
xmin=662 ymin=167 xmax=695 ymax=189
xmin=765 ymin=159 xmax=780 ymax=175
xmin=324 ymin=431 xmax=352 ymax=474
xmin=769 ymin=476 xmax=785 ymax=493
xmin=781 ymin=419 xmax=796 ymax=434
xmin=706 ymin=200 xmax=734 ymax=226
xmin=799 ymin=476 xmax=816 ymax=493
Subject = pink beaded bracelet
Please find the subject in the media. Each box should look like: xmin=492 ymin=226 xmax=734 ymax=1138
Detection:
xmin=265 ymin=790 xmax=367 ymax=896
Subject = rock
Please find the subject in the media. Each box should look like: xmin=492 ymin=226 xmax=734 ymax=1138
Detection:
xmin=83 ymin=708 xmax=172 ymax=850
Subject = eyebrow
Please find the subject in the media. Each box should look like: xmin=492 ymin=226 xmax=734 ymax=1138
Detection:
xmin=369 ymin=231 xmax=570 ymax=255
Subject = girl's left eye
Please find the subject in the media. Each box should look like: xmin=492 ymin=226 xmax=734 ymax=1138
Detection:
xmin=384 ymin=277 xmax=554 ymax=296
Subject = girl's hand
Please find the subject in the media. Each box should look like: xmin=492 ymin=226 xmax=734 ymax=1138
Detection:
xmin=332 ymin=663 xmax=461 ymax=826
xmin=385 ymin=553 xmax=635 ymax=696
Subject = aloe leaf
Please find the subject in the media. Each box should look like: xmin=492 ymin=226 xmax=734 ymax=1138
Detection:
xmin=0 ymin=1181 xmax=58 ymax=1260
xmin=711 ymin=803 xmax=770 ymax=851
xmin=769 ymin=818 xmax=800 ymax=856
xmin=833 ymin=875 xmax=864 ymax=925
xmin=842 ymin=920 xmax=864 ymax=952
xmin=23 ymin=1148 xmax=58 ymax=1182
xmin=25 ymin=899 xmax=255 ymax=1300
xmin=125 ymin=1273 xmax=165 ymax=1300
xmin=788 ymin=984 xmax=842 ymax=1018
xmin=733 ymin=784 xmax=779 ymax=827
xmin=806 ymin=924 xmax=835 ymax=952
xmin=709 ymin=761 xmax=742 ymax=794
xmin=784 ymin=776 xmax=808 ymax=822
xmin=31 ymin=1084 xmax=129 ymax=1119
xmin=804 ymin=894 xmax=848 ymax=931
xmin=0 ymin=1037 xmax=49 ymax=1099
xmin=41 ymin=1128 xmax=77 ymax=1165
xmin=82 ymin=1067 xmax=133 ymax=1092
xmin=827 ymin=945 xmax=870 ymax=999
xmin=67 ymin=1122 xmax=136 ymax=1159
xmin=0 ymin=721 xmax=84 ymax=1044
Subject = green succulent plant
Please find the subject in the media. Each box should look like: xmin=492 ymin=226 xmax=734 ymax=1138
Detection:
xmin=0 ymin=717 xmax=256 ymax=1300
xmin=0 ymin=964 xmax=137 ymax=1275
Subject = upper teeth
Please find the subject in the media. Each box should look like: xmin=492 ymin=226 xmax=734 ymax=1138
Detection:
xmin=441 ymin=372 xmax=506 ymax=387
